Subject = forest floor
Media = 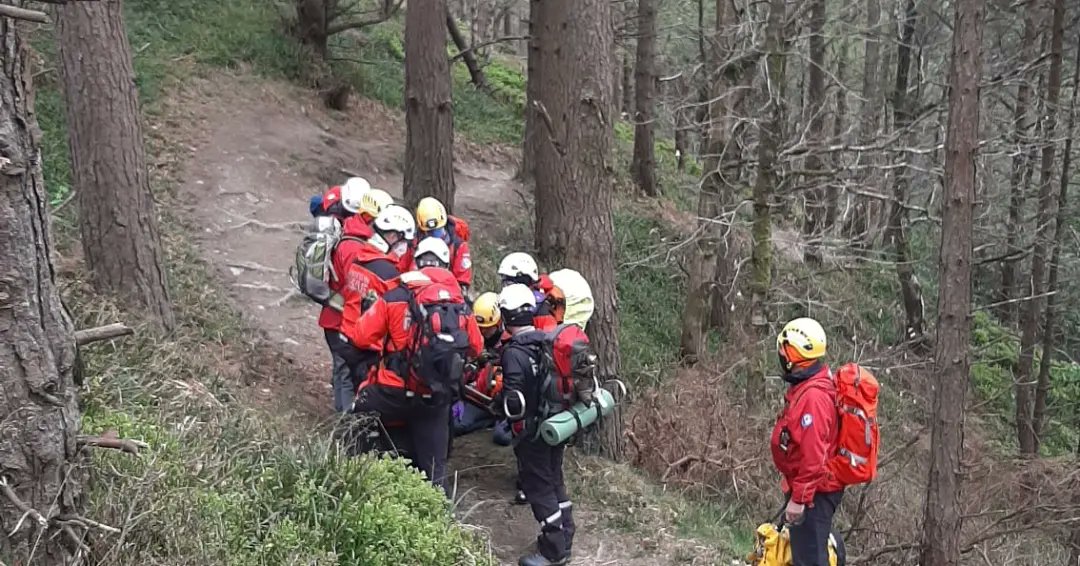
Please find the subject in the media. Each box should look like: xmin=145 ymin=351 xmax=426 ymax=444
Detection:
xmin=158 ymin=70 xmax=721 ymax=565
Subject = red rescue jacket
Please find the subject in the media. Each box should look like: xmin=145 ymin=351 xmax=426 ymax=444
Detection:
xmin=317 ymin=216 xmax=376 ymax=330
xmin=356 ymin=267 xmax=483 ymax=394
xmin=533 ymin=274 xmax=559 ymax=331
xmin=770 ymin=363 xmax=843 ymax=505
xmin=335 ymin=241 xmax=400 ymax=344
xmin=400 ymin=222 xmax=473 ymax=289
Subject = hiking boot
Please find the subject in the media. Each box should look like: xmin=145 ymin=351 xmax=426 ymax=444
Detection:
xmin=513 ymin=488 xmax=528 ymax=505
xmin=518 ymin=552 xmax=568 ymax=566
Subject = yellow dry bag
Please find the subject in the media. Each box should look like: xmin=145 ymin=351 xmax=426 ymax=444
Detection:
xmin=744 ymin=522 xmax=840 ymax=566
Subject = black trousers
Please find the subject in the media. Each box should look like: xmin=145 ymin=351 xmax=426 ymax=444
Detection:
xmin=354 ymin=384 xmax=451 ymax=493
xmin=324 ymin=330 xmax=375 ymax=413
xmin=514 ymin=438 xmax=576 ymax=560
xmin=789 ymin=490 xmax=845 ymax=566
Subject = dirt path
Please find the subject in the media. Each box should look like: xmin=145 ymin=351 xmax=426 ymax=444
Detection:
xmin=163 ymin=71 xmax=690 ymax=565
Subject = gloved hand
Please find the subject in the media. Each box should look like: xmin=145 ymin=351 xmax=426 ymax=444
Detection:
xmin=360 ymin=290 xmax=378 ymax=312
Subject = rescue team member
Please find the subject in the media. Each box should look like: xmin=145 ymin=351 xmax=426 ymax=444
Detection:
xmin=411 ymin=197 xmax=473 ymax=294
xmin=454 ymin=292 xmax=513 ymax=444
xmin=770 ymin=317 xmax=844 ymax=566
xmin=319 ymin=200 xmax=399 ymax=413
xmin=494 ymin=285 xmax=575 ymax=566
xmin=349 ymin=264 xmax=483 ymax=492
xmin=310 ymin=177 xmax=392 ymax=221
xmin=497 ymin=252 xmax=557 ymax=331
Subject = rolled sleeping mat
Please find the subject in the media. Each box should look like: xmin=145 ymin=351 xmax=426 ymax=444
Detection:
xmin=538 ymin=387 xmax=616 ymax=446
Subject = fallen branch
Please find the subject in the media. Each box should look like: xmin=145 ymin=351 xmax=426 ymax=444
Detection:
xmin=226 ymin=216 xmax=308 ymax=232
xmin=233 ymin=282 xmax=287 ymax=293
xmin=61 ymin=525 xmax=90 ymax=554
xmin=0 ymin=477 xmax=48 ymax=531
xmin=75 ymin=323 xmax=133 ymax=346
xmin=55 ymin=514 xmax=120 ymax=534
xmin=0 ymin=4 xmax=48 ymax=23
xmin=51 ymin=191 xmax=77 ymax=214
xmin=227 ymin=261 xmax=284 ymax=274
xmin=271 ymin=289 xmax=302 ymax=306
xmin=77 ymin=435 xmax=149 ymax=455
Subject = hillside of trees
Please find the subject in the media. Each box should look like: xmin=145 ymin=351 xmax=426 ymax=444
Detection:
xmin=2 ymin=0 xmax=1080 ymax=564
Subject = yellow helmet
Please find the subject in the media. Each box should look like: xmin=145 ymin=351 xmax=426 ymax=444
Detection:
xmin=776 ymin=317 xmax=827 ymax=370
xmin=416 ymin=197 xmax=448 ymax=232
xmin=473 ymin=292 xmax=502 ymax=328
xmin=359 ymin=188 xmax=393 ymax=218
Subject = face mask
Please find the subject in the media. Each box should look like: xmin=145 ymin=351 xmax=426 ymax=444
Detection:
xmin=428 ymin=228 xmax=448 ymax=240
xmin=391 ymin=240 xmax=409 ymax=258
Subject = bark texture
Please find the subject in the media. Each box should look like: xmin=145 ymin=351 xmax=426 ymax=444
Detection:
xmin=885 ymin=0 xmax=927 ymax=353
xmin=519 ymin=0 xmax=542 ymax=181
xmin=920 ymin=0 xmax=982 ymax=563
xmin=844 ymin=0 xmax=881 ymax=243
xmin=631 ymin=0 xmax=658 ymax=197
xmin=800 ymin=0 xmax=826 ymax=263
xmin=0 ymin=13 xmax=83 ymax=562
xmin=998 ymin=6 xmax=1040 ymax=325
xmin=447 ymin=10 xmax=490 ymax=93
xmin=679 ymin=0 xmax=744 ymax=364
xmin=1015 ymin=0 xmax=1065 ymax=457
xmin=1031 ymin=15 xmax=1077 ymax=452
xmin=748 ymin=0 xmax=785 ymax=399
xmin=56 ymin=0 xmax=175 ymax=330
xmin=404 ymin=0 xmax=457 ymax=210
xmin=531 ymin=0 xmax=622 ymax=456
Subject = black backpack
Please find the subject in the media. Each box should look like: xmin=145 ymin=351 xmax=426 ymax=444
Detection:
xmin=408 ymin=284 xmax=471 ymax=404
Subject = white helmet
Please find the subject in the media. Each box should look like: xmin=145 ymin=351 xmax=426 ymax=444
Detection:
xmin=497 ymin=252 xmax=540 ymax=284
xmin=415 ymin=237 xmax=451 ymax=266
xmin=341 ymin=177 xmax=372 ymax=213
xmin=373 ymin=204 xmax=416 ymax=241
xmin=499 ymin=283 xmax=537 ymax=313
xmin=358 ymin=188 xmax=393 ymax=218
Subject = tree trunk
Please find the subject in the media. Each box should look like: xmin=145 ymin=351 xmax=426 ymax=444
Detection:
xmin=679 ymin=0 xmax=744 ymax=365
xmin=620 ymin=56 xmax=634 ymax=118
xmin=56 ymin=0 xmax=175 ymax=330
xmin=631 ymin=0 xmax=658 ymax=196
xmin=919 ymin=0 xmax=982 ymax=563
xmin=801 ymin=0 xmax=826 ymax=264
xmin=1015 ymin=0 xmax=1065 ymax=457
xmin=447 ymin=10 xmax=490 ymax=93
xmin=0 ymin=14 xmax=83 ymax=562
xmin=844 ymin=0 xmax=881 ymax=244
xmin=519 ymin=0 xmax=541 ymax=181
xmin=532 ymin=0 xmax=621 ymax=457
xmin=674 ymin=74 xmax=690 ymax=172
xmin=827 ymin=36 xmax=847 ymax=227
xmin=748 ymin=0 xmax=785 ymax=402
xmin=404 ymin=0 xmax=457 ymax=210
xmin=295 ymin=0 xmax=330 ymax=57
xmin=1032 ymin=23 xmax=1078 ymax=452
xmin=885 ymin=0 xmax=928 ymax=353
xmin=998 ymin=7 xmax=1040 ymax=326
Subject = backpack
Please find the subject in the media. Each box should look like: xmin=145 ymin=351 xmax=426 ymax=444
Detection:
xmin=447 ymin=215 xmax=470 ymax=243
xmin=536 ymin=324 xmax=599 ymax=417
xmin=746 ymin=522 xmax=843 ymax=566
xmin=292 ymin=216 xmax=343 ymax=304
xmin=408 ymin=278 xmax=472 ymax=403
xmin=828 ymin=363 xmax=880 ymax=486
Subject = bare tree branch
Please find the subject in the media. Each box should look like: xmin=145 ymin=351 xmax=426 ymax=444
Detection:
xmin=0 ymin=476 xmax=48 ymax=531
xmin=0 ymin=4 xmax=48 ymax=22
xmin=325 ymin=0 xmax=404 ymax=36
xmin=449 ymin=35 xmax=528 ymax=62
xmin=74 ymin=322 xmax=133 ymax=346
xmin=77 ymin=435 xmax=149 ymax=455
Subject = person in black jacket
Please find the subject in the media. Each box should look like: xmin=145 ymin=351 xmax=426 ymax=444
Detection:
xmin=495 ymin=284 xmax=575 ymax=566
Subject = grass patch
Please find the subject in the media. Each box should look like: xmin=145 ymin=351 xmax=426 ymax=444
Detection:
xmin=567 ymin=453 xmax=750 ymax=560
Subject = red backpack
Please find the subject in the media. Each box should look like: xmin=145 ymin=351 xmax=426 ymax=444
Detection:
xmin=829 ymin=363 xmax=880 ymax=486
xmin=447 ymin=215 xmax=470 ymax=243
xmin=537 ymin=324 xmax=598 ymax=416
xmin=403 ymin=268 xmax=472 ymax=402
